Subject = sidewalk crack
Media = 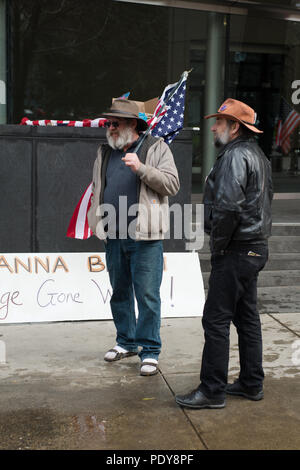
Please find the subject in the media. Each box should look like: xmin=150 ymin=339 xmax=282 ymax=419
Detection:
xmin=159 ymin=370 xmax=209 ymax=450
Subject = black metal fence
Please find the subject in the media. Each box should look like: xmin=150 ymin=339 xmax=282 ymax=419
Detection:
xmin=0 ymin=125 xmax=192 ymax=253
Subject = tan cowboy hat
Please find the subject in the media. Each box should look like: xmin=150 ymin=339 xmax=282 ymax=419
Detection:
xmin=205 ymin=98 xmax=263 ymax=134
xmin=101 ymin=98 xmax=148 ymax=131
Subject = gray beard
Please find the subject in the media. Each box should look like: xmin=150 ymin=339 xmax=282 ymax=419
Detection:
xmin=214 ymin=127 xmax=231 ymax=148
xmin=107 ymin=127 xmax=135 ymax=150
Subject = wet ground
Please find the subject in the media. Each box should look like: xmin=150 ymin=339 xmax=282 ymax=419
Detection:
xmin=0 ymin=315 xmax=299 ymax=450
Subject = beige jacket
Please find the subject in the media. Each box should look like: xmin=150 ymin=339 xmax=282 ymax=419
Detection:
xmin=87 ymin=136 xmax=180 ymax=240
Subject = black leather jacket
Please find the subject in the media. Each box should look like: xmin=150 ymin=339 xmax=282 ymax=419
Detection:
xmin=203 ymin=136 xmax=273 ymax=253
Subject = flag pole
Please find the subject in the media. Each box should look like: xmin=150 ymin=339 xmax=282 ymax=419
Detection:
xmin=134 ymin=69 xmax=192 ymax=153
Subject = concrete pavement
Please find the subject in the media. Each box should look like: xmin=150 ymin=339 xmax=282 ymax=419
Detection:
xmin=0 ymin=313 xmax=299 ymax=450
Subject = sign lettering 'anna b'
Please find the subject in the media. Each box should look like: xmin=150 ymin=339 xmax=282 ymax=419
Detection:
xmin=0 ymin=255 xmax=105 ymax=274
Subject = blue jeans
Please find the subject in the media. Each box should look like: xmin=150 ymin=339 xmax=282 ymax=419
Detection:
xmin=105 ymin=238 xmax=163 ymax=361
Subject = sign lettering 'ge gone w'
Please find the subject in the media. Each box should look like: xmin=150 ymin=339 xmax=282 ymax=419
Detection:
xmin=0 ymin=253 xmax=204 ymax=323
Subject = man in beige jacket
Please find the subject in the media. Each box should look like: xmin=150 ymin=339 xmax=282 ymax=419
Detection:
xmin=88 ymin=99 xmax=179 ymax=376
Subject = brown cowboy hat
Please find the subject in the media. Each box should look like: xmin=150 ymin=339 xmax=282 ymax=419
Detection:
xmin=205 ymin=98 xmax=263 ymax=134
xmin=101 ymin=98 xmax=148 ymax=131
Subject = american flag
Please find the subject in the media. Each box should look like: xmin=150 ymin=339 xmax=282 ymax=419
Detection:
xmin=151 ymin=78 xmax=187 ymax=144
xmin=276 ymin=97 xmax=300 ymax=154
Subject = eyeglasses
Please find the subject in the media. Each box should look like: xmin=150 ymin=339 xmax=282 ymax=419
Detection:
xmin=104 ymin=120 xmax=120 ymax=129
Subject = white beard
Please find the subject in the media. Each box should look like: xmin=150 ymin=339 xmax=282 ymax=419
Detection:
xmin=107 ymin=127 xmax=136 ymax=150
xmin=214 ymin=126 xmax=231 ymax=148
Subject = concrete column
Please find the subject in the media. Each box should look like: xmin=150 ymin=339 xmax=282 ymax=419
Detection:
xmin=201 ymin=12 xmax=226 ymax=187
xmin=0 ymin=0 xmax=6 ymax=123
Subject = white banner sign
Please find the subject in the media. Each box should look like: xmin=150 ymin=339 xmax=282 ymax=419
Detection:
xmin=0 ymin=252 xmax=205 ymax=324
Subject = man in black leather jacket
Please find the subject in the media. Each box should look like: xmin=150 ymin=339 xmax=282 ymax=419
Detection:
xmin=176 ymin=98 xmax=273 ymax=409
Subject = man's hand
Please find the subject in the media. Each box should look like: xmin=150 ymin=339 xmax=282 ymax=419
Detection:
xmin=122 ymin=153 xmax=141 ymax=173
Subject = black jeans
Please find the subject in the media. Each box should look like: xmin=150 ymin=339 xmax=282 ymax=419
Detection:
xmin=199 ymin=245 xmax=268 ymax=399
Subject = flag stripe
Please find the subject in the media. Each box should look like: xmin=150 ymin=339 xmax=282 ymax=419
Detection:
xmin=84 ymin=195 xmax=92 ymax=239
xmin=66 ymin=183 xmax=93 ymax=238
xmin=280 ymin=111 xmax=300 ymax=142
xmin=74 ymin=183 xmax=93 ymax=239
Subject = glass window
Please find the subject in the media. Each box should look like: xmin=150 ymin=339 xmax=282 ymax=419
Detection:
xmin=229 ymin=14 xmax=300 ymax=192
xmin=9 ymin=0 xmax=169 ymax=122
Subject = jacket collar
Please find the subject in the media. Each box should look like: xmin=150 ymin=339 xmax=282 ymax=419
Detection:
xmin=216 ymin=136 xmax=253 ymax=159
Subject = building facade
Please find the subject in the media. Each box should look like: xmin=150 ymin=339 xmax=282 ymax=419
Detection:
xmin=1 ymin=0 xmax=300 ymax=193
